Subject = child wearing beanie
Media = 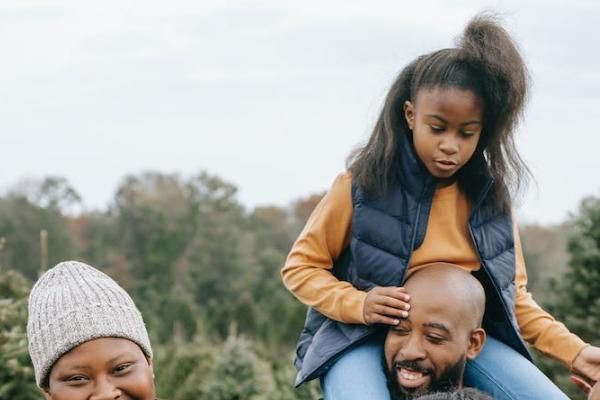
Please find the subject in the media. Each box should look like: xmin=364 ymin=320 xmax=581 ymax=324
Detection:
xmin=27 ymin=260 xmax=156 ymax=399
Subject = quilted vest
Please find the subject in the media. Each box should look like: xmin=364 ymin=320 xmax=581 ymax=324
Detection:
xmin=293 ymin=138 xmax=532 ymax=386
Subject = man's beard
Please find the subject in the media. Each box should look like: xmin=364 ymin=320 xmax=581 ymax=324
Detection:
xmin=383 ymin=354 xmax=466 ymax=400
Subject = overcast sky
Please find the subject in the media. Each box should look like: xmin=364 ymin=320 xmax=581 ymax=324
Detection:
xmin=1 ymin=0 xmax=599 ymax=224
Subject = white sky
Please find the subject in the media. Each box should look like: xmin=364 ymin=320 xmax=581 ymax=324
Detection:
xmin=1 ymin=0 xmax=599 ymax=224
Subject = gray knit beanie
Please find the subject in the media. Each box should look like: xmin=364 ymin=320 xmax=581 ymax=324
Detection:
xmin=27 ymin=260 xmax=153 ymax=387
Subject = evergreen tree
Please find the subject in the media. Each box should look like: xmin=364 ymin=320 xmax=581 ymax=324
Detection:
xmin=536 ymin=196 xmax=600 ymax=399
xmin=550 ymin=196 xmax=600 ymax=341
xmin=0 ymin=271 xmax=39 ymax=400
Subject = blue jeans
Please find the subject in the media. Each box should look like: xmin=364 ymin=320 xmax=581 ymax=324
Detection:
xmin=321 ymin=336 xmax=568 ymax=399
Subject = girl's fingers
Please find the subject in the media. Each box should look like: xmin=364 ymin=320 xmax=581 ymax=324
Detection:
xmin=379 ymin=296 xmax=410 ymax=310
xmin=376 ymin=287 xmax=410 ymax=301
xmin=372 ymin=314 xmax=401 ymax=326
xmin=374 ymin=304 xmax=409 ymax=319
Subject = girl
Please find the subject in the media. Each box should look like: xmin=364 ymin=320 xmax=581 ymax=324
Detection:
xmin=282 ymin=14 xmax=600 ymax=400
xmin=27 ymin=261 xmax=157 ymax=400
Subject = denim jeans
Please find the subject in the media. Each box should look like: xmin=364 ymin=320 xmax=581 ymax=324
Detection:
xmin=321 ymin=336 xmax=568 ymax=399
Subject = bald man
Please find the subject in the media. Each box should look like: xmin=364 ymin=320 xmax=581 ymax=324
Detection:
xmin=384 ymin=264 xmax=487 ymax=400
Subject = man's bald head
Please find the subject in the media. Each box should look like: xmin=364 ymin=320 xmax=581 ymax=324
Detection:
xmin=404 ymin=263 xmax=486 ymax=330
xmin=384 ymin=263 xmax=487 ymax=399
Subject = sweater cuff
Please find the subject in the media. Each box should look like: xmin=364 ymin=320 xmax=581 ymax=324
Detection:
xmin=566 ymin=339 xmax=590 ymax=370
xmin=340 ymin=290 xmax=368 ymax=325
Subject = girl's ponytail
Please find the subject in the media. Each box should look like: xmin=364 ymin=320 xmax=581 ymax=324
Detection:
xmin=458 ymin=13 xmax=531 ymax=208
xmin=349 ymin=13 xmax=531 ymax=209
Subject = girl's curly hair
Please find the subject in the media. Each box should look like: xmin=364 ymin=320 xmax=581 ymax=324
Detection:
xmin=347 ymin=13 xmax=530 ymax=211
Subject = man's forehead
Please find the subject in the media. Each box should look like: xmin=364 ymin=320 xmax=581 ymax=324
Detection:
xmin=405 ymin=272 xmax=467 ymax=306
xmin=404 ymin=285 xmax=468 ymax=332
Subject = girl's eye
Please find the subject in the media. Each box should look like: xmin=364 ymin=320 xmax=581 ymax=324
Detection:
xmin=429 ymin=125 xmax=444 ymax=132
xmin=113 ymin=363 xmax=133 ymax=375
xmin=461 ymin=131 xmax=476 ymax=137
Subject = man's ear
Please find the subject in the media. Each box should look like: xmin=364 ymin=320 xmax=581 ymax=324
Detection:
xmin=466 ymin=328 xmax=486 ymax=360
xmin=404 ymin=100 xmax=415 ymax=130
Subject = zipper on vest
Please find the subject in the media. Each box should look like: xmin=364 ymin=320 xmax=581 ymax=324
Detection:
xmin=403 ymin=177 xmax=435 ymax=282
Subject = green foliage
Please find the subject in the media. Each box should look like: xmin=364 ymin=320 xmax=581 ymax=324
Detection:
xmin=0 ymin=195 xmax=75 ymax=280
xmin=198 ymin=332 xmax=274 ymax=399
xmin=154 ymin=330 xmax=321 ymax=400
xmin=531 ymin=196 xmax=600 ymax=399
xmin=550 ymin=197 xmax=600 ymax=340
xmin=520 ymin=223 xmax=572 ymax=305
xmin=0 ymin=271 xmax=39 ymax=400
xmin=0 ymin=170 xmax=323 ymax=399
xmin=154 ymin=336 xmax=215 ymax=399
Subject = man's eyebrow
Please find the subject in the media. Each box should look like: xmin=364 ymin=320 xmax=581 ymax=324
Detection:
xmin=423 ymin=322 xmax=451 ymax=334
xmin=425 ymin=114 xmax=482 ymax=126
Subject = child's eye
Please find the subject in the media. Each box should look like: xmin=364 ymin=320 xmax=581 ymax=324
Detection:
xmin=429 ymin=125 xmax=444 ymax=132
xmin=461 ymin=131 xmax=476 ymax=137
xmin=113 ymin=363 xmax=133 ymax=375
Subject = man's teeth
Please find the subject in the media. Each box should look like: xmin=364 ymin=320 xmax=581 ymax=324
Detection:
xmin=400 ymin=369 xmax=424 ymax=380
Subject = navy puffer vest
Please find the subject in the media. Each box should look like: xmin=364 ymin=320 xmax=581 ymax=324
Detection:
xmin=293 ymin=139 xmax=532 ymax=386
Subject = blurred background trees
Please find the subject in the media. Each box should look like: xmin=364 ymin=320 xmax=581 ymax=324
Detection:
xmin=0 ymin=170 xmax=597 ymax=399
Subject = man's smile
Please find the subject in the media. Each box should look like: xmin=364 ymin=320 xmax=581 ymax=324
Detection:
xmin=397 ymin=367 xmax=431 ymax=389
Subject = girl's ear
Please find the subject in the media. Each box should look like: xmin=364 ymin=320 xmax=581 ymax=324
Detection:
xmin=466 ymin=328 xmax=486 ymax=360
xmin=404 ymin=100 xmax=415 ymax=130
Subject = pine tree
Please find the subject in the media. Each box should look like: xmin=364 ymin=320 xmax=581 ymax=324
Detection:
xmin=551 ymin=196 xmax=600 ymax=342
xmin=0 ymin=271 xmax=39 ymax=400
xmin=536 ymin=196 xmax=600 ymax=399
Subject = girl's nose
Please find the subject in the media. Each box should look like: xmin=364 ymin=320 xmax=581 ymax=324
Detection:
xmin=439 ymin=137 xmax=459 ymax=155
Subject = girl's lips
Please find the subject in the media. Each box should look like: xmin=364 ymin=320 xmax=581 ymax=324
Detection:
xmin=434 ymin=160 xmax=458 ymax=171
xmin=397 ymin=367 xmax=431 ymax=389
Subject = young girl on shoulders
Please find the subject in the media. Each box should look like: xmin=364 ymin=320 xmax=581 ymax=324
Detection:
xmin=282 ymin=14 xmax=600 ymax=400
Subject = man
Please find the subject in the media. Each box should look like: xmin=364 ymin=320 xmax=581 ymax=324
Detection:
xmin=384 ymin=264 xmax=487 ymax=399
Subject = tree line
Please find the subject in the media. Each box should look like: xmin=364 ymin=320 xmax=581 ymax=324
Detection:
xmin=0 ymin=172 xmax=598 ymax=399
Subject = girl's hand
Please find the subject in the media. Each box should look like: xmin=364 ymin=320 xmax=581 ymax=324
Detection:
xmin=573 ymin=345 xmax=600 ymax=383
xmin=363 ymin=286 xmax=410 ymax=326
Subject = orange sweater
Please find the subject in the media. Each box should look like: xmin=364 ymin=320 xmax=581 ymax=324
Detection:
xmin=281 ymin=172 xmax=586 ymax=368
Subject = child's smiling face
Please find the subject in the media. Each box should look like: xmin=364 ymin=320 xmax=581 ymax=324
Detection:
xmin=403 ymin=87 xmax=484 ymax=184
xmin=43 ymin=337 xmax=155 ymax=400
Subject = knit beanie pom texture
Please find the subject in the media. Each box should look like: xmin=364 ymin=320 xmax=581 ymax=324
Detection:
xmin=27 ymin=261 xmax=153 ymax=387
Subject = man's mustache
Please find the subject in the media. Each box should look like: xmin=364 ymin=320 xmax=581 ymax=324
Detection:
xmin=392 ymin=359 xmax=434 ymax=376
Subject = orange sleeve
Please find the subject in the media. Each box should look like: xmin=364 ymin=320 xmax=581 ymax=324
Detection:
xmin=280 ymin=172 xmax=368 ymax=324
xmin=513 ymin=218 xmax=587 ymax=368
